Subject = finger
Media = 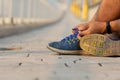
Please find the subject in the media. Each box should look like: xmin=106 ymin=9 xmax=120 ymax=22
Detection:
xmin=77 ymin=34 xmax=82 ymax=40
xmin=79 ymin=30 xmax=90 ymax=36
xmin=77 ymin=25 xmax=88 ymax=31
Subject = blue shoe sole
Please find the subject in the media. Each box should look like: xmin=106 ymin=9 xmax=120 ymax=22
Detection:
xmin=80 ymin=34 xmax=120 ymax=56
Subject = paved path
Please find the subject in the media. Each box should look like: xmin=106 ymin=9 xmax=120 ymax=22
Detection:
xmin=0 ymin=8 xmax=120 ymax=80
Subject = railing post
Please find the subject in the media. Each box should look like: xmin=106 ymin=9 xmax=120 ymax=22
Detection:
xmin=20 ymin=0 xmax=24 ymax=24
xmin=9 ymin=0 xmax=13 ymax=24
xmin=33 ymin=0 xmax=36 ymax=23
xmin=27 ymin=0 xmax=32 ymax=24
xmin=3 ymin=0 xmax=11 ymax=25
xmin=0 ymin=0 xmax=3 ymax=25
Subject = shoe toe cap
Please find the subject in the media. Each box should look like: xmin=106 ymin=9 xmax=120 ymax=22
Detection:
xmin=49 ymin=42 xmax=60 ymax=48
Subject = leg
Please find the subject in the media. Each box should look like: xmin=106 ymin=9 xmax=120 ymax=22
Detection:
xmin=93 ymin=0 xmax=120 ymax=21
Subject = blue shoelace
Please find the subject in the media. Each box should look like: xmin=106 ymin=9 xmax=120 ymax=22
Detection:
xmin=61 ymin=28 xmax=79 ymax=43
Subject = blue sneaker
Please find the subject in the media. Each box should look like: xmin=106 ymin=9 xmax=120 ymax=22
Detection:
xmin=47 ymin=28 xmax=84 ymax=55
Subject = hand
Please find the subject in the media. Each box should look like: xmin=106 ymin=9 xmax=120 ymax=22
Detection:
xmin=72 ymin=23 xmax=89 ymax=34
xmin=75 ymin=21 xmax=106 ymax=39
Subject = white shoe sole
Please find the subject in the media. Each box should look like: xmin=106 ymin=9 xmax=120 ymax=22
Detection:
xmin=80 ymin=34 xmax=120 ymax=57
xmin=47 ymin=45 xmax=85 ymax=55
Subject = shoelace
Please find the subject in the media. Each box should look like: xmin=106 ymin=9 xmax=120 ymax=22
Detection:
xmin=61 ymin=28 xmax=79 ymax=42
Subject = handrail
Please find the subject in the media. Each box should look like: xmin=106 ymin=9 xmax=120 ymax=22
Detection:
xmin=0 ymin=0 xmax=66 ymax=26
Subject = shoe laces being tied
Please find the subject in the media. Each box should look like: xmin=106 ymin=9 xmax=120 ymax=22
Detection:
xmin=61 ymin=28 xmax=79 ymax=43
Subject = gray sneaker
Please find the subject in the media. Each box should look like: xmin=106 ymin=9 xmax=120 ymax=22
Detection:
xmin=80 ymin=34 xmax=120 ymax=57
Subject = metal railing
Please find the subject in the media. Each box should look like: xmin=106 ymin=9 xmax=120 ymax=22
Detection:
xmin=0 ymin=0 xmax=65 ymax=26
xmin=70 ymin=0 xmax=101 ymax=21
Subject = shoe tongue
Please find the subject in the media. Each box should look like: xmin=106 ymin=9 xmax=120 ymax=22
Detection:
xmin=73 ymin=32 xmax=78 ymax=38
xmin=61 ymin=28 xmax=79 ymax=42
xmin=61 ymin=32 xmax=78 ymax=42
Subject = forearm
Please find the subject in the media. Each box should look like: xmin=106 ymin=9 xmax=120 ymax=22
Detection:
xmin=91 ymin=0 xmax=120 ymax=22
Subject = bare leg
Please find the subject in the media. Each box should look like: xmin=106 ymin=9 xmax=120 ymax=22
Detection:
xmin=92 ymin=0 xmax=120 ymax=38
xmin=93 ymin=0 xmax=120 ymax=21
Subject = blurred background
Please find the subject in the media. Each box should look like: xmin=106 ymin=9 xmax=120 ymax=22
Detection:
xmin=0 ymin=0 xmax=101 ymax=26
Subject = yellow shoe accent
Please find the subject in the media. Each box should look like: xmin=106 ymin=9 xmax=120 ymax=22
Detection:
xmin=97 ymin=42 xmax=103 ymax=48
xmin=91 ymin=48 xmax=96 ymax=54
xmin=97 ymin=50 xmax=103 ymax=55
xmin=92 ymin=41 xmax=97 ymax=47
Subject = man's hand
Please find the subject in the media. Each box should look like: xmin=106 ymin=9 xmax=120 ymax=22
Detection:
xmin=74 ymin=21 xmax=106 ymax=39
